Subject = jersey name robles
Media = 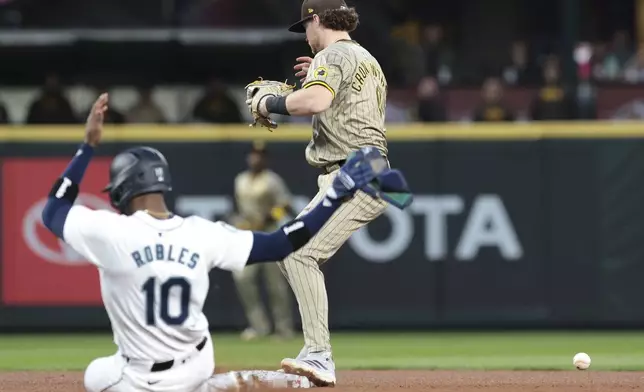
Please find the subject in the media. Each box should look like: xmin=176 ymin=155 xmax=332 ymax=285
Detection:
xmin=63 ymin=206 xmax=253 ymax=360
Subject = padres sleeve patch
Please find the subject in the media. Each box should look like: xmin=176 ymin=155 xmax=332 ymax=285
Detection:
xmin=303 ymin=66 xmax=336 ymax=97
xmin=314 ymin=66 xmax=329 ymax=78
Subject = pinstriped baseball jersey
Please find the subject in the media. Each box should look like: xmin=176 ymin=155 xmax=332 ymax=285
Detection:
xmin=302 ymin=40 xmax=388 ymax=167
xmin=234 ymin=170 xmax=292 ymax=231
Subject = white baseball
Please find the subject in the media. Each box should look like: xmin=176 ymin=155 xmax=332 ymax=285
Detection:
xmin=573 ymin=352 xmax=591 ymax=370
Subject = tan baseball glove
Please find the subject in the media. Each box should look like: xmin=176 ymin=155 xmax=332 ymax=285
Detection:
xmin=244 ymin=78 xmax=295 ymax=131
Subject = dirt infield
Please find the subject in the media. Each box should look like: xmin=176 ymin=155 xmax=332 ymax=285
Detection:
xmin=2 ymin=370 xmax=644 ymax=391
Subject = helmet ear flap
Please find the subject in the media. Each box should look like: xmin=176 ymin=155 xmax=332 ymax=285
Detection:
xmin=109 ymin=185 xmax=126 ymax=212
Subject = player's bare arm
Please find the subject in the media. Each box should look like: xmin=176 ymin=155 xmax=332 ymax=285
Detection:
xmin=246 ymin=55 xmax=339 ymax=124
xmin=245 ymin=76 xmax=333 ymax=128
xmin=260 ymin=84 xmax=333 ymax=117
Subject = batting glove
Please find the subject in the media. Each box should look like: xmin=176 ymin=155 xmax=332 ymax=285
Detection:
xmin=361 ymin=169 xmax=413 ymax=209
xmin=327 ymin=147 xmax=387 ymax=201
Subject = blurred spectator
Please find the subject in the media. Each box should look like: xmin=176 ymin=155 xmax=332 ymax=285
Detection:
xmin=420 ymin=24 xmax=453 ymax=84
xmin=83 ymin=86 xmax=125 ymax=124
xmin=592 ymin=32 xmax=634 ymax=82
xmin=126 ymin=86 xmax=166 ymax=123
xmin=530 ymin=57 xmax=576 ymax=120
xmin=192 ymin=79 xmax=242 ymax=123
xmin=416 ymin=76 xmax=446 ymax=122
xmin=574 ymin=43 xmax=593 ymax=82
xmin=26 ymin=74 xmax=77 ymax=124
xmin=0 ymin=100 xmax=9 ymax=124
xmin=391 ymin=19 xmax=422 ymax=47
xmin=623 ymin=43 xmax=644 ymax=84
xmin=502 ymin=41 xmax=537 ymax=86
xmin=592 ymin=41 xmax=610 ymax=80
xmin=607 ymin=31 xmax=633 ymax=75
xmin=389 ymin=20 xmax=425 ymax=87
xmin=472 ymin=77 xmax=514 ymax=122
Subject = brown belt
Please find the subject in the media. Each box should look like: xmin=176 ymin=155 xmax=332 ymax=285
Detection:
xmin=322 ymin=160 xmax=346 ymax=174
xmin=322 ymin=156 xmax=390 ymax=174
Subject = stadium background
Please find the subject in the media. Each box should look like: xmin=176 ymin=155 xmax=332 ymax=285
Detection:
xmin=2 ymin=0 xmax=644 ymax=382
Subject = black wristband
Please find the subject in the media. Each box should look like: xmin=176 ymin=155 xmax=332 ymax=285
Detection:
xmin=265 ymin=96 xmax=290 ymax=116
xmin=281 ymin=219 xmax=312 ymax=250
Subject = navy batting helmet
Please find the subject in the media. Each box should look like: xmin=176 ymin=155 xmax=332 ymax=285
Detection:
xmin=102 ymin=146 xmax=172 ymax=213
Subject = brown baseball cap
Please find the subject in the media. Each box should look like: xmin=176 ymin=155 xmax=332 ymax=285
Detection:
xmin=250 ymin=140 xmax=268 ymax=154
xmin=288 ymin=0 xmax=349 ymax=33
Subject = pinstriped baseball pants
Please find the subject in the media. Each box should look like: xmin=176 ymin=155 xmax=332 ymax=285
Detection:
xmin=278 ymin=169 xmax=387 ymax=352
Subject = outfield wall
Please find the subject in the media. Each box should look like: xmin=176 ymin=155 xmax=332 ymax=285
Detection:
xmin=1 ymin=122 xmax=644 ymax=331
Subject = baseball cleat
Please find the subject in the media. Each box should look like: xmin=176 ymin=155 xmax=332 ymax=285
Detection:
xmin=281 ymin=352 xmax=336 ymax=387
xmin=275 ymin=347 xmax=307 ymax=374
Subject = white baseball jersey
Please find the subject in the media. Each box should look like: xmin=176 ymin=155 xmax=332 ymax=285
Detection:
xmin=63 ymin=206 xmax=253 ymax=361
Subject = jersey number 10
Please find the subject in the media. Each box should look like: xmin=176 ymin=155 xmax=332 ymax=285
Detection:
xmin=141 ymin=277 xmax=191 ymax=326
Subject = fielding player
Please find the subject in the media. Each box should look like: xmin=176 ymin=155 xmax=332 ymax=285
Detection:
xmin=41 ymin=94 xmax=400 ymax=391
xmin=231 ymin=142 xmax=295 ymax=341
xmin=243 ymin=0 xmax=411 ymax=387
